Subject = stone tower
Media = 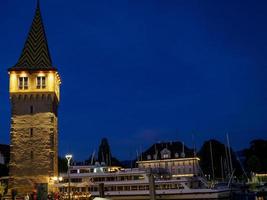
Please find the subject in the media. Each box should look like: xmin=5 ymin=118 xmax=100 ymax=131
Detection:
xmin=8 ymin=1 xmax=60 ymax=195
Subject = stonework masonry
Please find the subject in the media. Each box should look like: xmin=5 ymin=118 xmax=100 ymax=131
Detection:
xmin=9 ymin=94 xmax=58 ymax=194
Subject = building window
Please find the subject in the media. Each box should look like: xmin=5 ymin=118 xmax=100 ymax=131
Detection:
xmin=163 ymin=153 xmax=169 ymax=159
xmin=30 ymin=151 xmax=34 ymax=160
xmin=50 ymin=153 xmax=54 ymax=171
xmin=36 ymin=76 xmax=46 ymax=89
xmin=30 ymin=128 xmax=33 ymax=137
xmin=50 ymin=133 xmax=54 ymax=150
xmin=18 ymin=77 xmax=28 ymax=90
xmin=30 ymin=106 xmax=33 ymax=114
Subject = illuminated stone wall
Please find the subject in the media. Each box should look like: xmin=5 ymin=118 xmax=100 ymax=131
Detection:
xmin=9 ymin=94 xmax=58 ymax=194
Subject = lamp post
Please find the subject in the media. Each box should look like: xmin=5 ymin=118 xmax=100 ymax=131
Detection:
xmin=65 ymin=154 xmax=72 ymax=200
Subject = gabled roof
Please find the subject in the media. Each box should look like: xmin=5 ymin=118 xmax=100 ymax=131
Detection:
xmin=140 ymin=141 xmax=194 ymax=161
xmin=9 ymin=1 xmax=56 ymax=71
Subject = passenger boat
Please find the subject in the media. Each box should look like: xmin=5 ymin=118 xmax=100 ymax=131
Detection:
xmin=56 ymin=164 xmax=231 ymax=199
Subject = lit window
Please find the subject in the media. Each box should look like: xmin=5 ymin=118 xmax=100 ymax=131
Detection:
xmin=36 ymin=76 xmax=46 ymax=89
xmin=18 ymin=77 xmax=28 ymax=90
xmin=163 ymin=153 xmax=169 ymax=159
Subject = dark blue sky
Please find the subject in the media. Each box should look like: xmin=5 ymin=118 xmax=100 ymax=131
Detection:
xmin=0 ymin=0 xmax=267 ymax=161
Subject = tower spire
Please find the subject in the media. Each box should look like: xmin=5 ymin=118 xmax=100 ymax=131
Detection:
xmin=10 ymin=1 xmax=55 ymax=71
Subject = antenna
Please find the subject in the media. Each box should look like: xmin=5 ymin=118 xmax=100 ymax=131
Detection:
xmin=91 ymin=151 xmax=95 ymax=165
xmin=136 ymin=150 xmax=139 ymax=161
xmin=192 ymin=131 xmax=196 ymax=156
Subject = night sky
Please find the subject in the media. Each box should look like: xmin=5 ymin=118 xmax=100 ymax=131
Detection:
xmin=0 ymin=0 xmax=267 ymax=161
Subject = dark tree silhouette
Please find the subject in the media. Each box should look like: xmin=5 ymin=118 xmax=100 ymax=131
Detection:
xmin=58 ymin=156 xmax=68 ymax=173
xmin=244 ymin=139 xmax=267 ymax=173
xmin=198 ymin=139 xmax=242 ymax=180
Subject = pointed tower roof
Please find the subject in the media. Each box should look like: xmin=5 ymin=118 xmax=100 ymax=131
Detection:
xmin=9 ymin=1 xmax=56 ymax=71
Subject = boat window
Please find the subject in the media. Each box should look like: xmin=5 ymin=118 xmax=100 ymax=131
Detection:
xmin=117 ymin=186 xmax=123 ymax=191
xmin=70 ymin=178 xmax=82 ymax=183
xmin=80 ymin=169 xmax=90 ymax=173
xmin=124 ymin=186 xmax=130 ymax=191
xmin=177 ymin=184 xmax=184 ymax=189
xmin=131 ymin=186 xmax=138 ymax=190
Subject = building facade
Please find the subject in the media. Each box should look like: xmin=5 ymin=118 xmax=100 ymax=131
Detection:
xmin=137 ymin=157 xmax=200 ymax=177
xmin=8 ymin=2 xmax=60 ymax=195
xmin=137 ymin=141 xmax=200 ymax=177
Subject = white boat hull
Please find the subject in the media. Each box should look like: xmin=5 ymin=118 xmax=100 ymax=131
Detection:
xmin=91 ymin=189 xmax=231 ymax=199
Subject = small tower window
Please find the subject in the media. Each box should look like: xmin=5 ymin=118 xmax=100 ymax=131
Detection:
xmin=50 ymin=153 xmax=54 ymax=171
xmin=30 ymin=151 xmax=34 ymax=160
xmin=50 ymin=133 xmax=54 ymax=150
xmin=30 ymin=128 xmax=33 ymax=137
xmin=36 ymin=76 xmax=46 ymax=89
xmin=18 ymin=77 xmax=28 ymax=90
xmin=30 ymin=105 xmax=33 ymax=114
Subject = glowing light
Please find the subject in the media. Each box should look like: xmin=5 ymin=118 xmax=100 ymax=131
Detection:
xmin=65 ymin=154 xmax=72 ymax=161
xmin=255 ymin=173 xmax=267 ymax=177
xmin=19 ymin=71 xmax=28 ymax=77
xmin=172 ymin=174 xmax=194 ymax=177
xmin=37 ymin=72 xmax=45 ymax=77
xmin=9 ymin=70 xmax=61 ymax=101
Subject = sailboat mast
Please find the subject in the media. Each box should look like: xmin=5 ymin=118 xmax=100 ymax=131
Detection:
xmin=220 ymin=156 xmax=224 ymax=181
xmin=224 ymin=143 xmax=230 ymax=177
xmin=226 ymin=133 xmax=233 ymax=174
xmin=209 ymin=141 xmax=215 ymax=181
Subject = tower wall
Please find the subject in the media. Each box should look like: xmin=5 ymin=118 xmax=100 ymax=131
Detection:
xmin=9 ymin=94 xmax=58 ymax=194
xmin=7 ymin=1 xmax=61 ymax=196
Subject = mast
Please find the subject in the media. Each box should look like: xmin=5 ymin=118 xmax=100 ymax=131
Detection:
xmin=220 ymin=156 xmax=224 ymax=181
xmin=226 ymin=133 xmax=233 ymax=175
xmin=136 ymin=150 xmax=139 ymax=161
xmin=224 ymin=142 xmax=230 ymax=177
xmin=209 ymin=141 xmax=215 ymax=181
xmin=192 ymin=132 xmax=196 ymax=175
xmin=91 ymin=151 xmax=95 ymax=165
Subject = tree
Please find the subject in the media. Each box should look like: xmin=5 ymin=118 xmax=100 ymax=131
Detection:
xmin=198 ymin=139 xmax=242 ymax=180
xmin=244 ymin=139 xmax=267 ymax=173
xmin=58 ymin=156 xmax=68 ymax=173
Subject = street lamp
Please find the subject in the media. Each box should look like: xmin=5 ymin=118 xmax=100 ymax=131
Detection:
xmin=65 ymin=154 xmax=72 ymax=200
